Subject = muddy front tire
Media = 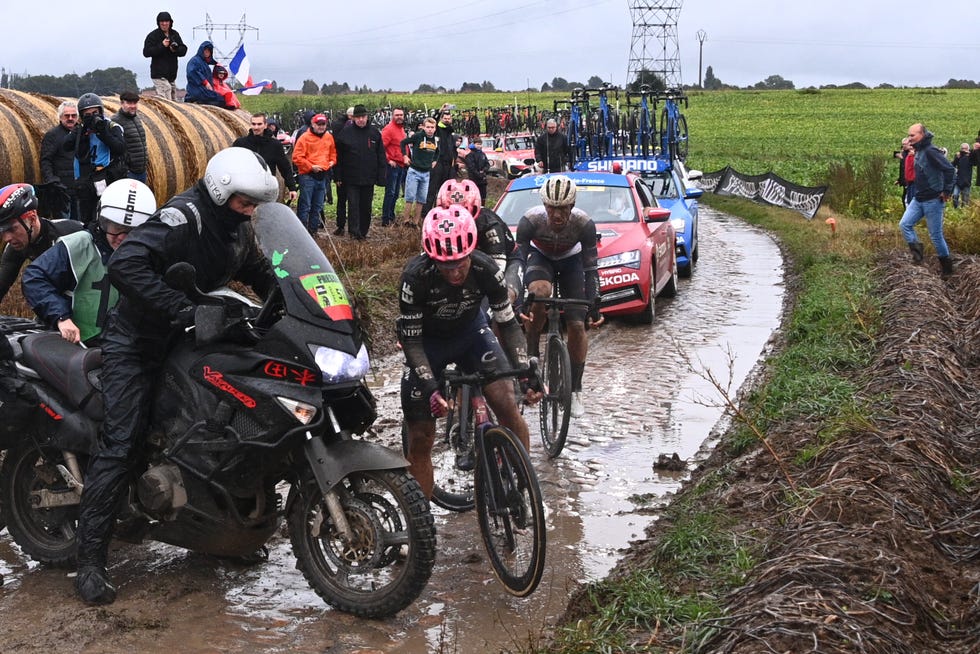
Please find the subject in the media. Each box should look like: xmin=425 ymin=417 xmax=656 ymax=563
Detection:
xmin=287 ymin=469 xmax=436 ymax=618
xmin=0 ymin=442 xmax=79 ymax=567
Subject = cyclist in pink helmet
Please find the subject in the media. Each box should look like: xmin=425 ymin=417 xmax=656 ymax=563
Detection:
xmin=436 ymin=179 xmax=523 ymax=306
xmin=398 ymin=205 xmax=539 ymax=498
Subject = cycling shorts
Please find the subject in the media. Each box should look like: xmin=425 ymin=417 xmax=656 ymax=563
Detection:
xmin=401 ymin=313 xmax=508 ymax=421
xmin=524 ymin=250 xmax=587 ymax=322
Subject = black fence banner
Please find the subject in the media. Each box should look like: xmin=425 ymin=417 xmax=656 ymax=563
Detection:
xmin=699 ymin=167 xmax=826 ymax=219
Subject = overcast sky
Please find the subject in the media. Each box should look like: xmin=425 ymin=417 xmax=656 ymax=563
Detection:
xmin=4 ymin=1 xmax=977 ymax=92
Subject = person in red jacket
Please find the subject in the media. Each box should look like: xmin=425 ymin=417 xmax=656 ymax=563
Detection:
xmin=210 ymin=65 xmax=241 ymax=110
xmin=381 ymin=108 xmax=408 ymax=227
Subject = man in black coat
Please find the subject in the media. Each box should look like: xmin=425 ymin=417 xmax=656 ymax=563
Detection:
xmin=233 ymin=112 xmax=298 ymax=204
xmin=39 ymin=100 xmax=80 ymax=220
xmin=534 ymin=119 xmax=572 ymax=173
xmin=142 ymin=11 xmax=188 ymax=100
xmin=334 ymin=105 xmax=386 ymax=240
xmin=111 ymin=91 xmax=148 ymax=183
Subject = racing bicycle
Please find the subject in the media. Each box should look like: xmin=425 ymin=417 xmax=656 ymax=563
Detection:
xmin=526 ymin=293 xmax=594 ymax=458
xmin=438 ymin=363 xmax=547 ymax=596
xmin=658 ymin=89 xmax=690 ymax=162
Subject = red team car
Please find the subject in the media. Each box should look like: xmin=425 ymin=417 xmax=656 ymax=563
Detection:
xmin=494 ymin=172 xmax=678 ymax=323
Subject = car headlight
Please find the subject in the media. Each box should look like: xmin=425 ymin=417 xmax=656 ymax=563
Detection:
xmin=597 ymin=249 xmax=641 ymax=269
xmin=671 ymin=218 xmax=686 ymax=231
xmin=310 ymin=343 xmax=370 ymax=383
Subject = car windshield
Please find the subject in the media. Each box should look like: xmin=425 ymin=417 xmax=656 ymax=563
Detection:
xmin=495 ymin=185 xmax=637 ymax=225
xmin=505 ymin=136 xmax=534 ymax=150
xmin=644 ymin=172 xmax=679 ymax=199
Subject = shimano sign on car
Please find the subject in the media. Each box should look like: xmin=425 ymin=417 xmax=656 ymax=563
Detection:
xmin=576 ymin=157 xmax=671 ymax=174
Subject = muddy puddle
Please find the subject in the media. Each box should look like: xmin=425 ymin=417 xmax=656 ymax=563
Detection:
xmin=0 ymin=206 xmax=784 ymax=653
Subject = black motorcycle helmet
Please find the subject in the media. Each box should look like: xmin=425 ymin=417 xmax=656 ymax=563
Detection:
xmin=77 ymin=93 xmax=104 ymax=118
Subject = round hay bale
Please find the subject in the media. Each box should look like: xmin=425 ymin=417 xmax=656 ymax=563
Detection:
xmin=0 ymin=89 xmax=249 ymax=206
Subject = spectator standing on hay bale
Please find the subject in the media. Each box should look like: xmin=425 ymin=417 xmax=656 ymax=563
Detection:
xmin=39 ymin=101 xmax=80 ymax=221
xmin=111 ymin=91 xmax=148 ymax=184
xmin=899 ymin=123 xmax=956 ymax=279
xmin=334 ymin=104 xmax=386 ymax=241
xmin=143 ymin=11 xmax=188 ymax=101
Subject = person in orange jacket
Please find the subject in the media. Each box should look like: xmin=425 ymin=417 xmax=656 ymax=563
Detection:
xmin=291 ymin=113 xmax=337 ymax=235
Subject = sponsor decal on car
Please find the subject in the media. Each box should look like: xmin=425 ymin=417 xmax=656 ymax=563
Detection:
xmin=600 ymin=272 xmax=640 ymax=287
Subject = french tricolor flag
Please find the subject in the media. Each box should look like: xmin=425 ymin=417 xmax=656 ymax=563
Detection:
xmin=228 ymin=45 xmax=271 ymax=96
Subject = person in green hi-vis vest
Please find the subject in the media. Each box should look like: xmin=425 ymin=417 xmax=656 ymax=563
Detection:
xmin=22 ymin=179 xmax=157 ymax=345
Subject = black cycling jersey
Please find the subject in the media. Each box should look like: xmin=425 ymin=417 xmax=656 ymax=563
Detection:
xmin=515 ymin=206 xmax=600 ymax=303
xmin=398 ymin=249 xmax=526 ymax=394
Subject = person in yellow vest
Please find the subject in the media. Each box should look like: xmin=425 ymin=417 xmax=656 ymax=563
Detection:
xmin=22 ymin=179 xmax=156 ymax=345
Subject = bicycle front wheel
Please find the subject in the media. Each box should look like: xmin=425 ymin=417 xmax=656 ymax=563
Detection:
xmin=540 ymin=334 xmax=572 ymax=458
xmin=475 ymin=427 xmax=546 ymax=597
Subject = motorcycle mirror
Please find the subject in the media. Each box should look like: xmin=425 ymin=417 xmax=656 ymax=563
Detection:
xmin=164 ymin=262 xmax=198 ymax=293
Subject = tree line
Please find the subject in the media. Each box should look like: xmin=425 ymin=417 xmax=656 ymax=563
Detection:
xmin=3 ymin=66 xmax=977 ymax=97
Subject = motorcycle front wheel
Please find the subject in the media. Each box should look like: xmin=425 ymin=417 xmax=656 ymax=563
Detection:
xmin=0 ymin=442 xmax=79 ymax=567
xmin=287 ymin=468 xmax=436 ymax=618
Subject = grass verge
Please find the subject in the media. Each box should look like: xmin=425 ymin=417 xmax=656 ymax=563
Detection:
xmin=534 ymin=197 xmax=884 ymax=653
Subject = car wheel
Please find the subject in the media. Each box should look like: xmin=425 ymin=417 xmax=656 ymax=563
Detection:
xmin=659 ymin=250 xmax=678 ymax=299
xmin=635 ymin=265 xmax=655 ymax=324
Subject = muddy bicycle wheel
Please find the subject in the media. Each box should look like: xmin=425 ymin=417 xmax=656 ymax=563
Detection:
xmin=540 ymin=334 xmax=572 ymax=458
xmin=474 ymin=426 xmax=546 ymax=597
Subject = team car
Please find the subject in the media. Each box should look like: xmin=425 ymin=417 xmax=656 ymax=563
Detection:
xmin=494 ymin=171 xmax=678 ymax=323
xmin=487 ymin=133 xmax=537 ymax=178
xmin=641 ymin=165 xmax=702 ymax=278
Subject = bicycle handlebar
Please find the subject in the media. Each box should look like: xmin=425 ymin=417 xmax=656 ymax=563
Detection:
xmin=443 ymin=359 xmax=540 ymax=389
xmin=524 ymin=293 xmax=594 ymax=309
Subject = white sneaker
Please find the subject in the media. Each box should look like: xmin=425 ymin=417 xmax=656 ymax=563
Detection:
xmin=570 ymin=392 xmax=585 ymax=418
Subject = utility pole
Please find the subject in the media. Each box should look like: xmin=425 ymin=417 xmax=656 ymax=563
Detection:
xmin=696 ymin=29 xmax=707 ymax=88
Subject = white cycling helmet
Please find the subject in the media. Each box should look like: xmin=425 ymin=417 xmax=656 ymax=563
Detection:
xmin=203 ymin=147 xmax=279 ymax=207
xmin=97 ymin=179 xmax=156 ymax=231
xmin=541 ymin=175 xmax=577 ymax=207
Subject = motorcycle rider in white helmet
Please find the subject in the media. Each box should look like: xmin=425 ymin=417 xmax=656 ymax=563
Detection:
xmin=23 ymin=179 xmax=157 ymax=344
xmin=73 ymin=147 xmax=280 ymax=605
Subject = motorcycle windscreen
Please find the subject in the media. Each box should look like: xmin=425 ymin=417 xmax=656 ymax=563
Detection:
xmin=252 ymin=203 xmax=355 ymax=325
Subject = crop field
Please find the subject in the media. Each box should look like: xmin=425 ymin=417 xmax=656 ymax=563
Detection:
xmin=243 ymin=88 xmax=980 ymax=188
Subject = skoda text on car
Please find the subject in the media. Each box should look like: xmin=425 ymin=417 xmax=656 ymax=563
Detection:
xmin=494 ymin=172 xmax=678 ymax=323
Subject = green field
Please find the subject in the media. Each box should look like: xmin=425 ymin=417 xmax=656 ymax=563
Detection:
xmin=243 ymin=88 xmax=980 ymax=188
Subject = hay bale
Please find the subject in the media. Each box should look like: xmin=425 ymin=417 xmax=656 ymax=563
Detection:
xmin=0 ymin=89 xmax=249 ymax=205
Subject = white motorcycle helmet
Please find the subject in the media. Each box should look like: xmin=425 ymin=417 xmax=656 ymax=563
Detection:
xmin=97 ymin=179 xmax=156 ymax=232
xmin=203 ymin=147 xmax=279 ymax=206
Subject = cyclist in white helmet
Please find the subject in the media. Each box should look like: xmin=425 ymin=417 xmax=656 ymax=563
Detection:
xmin=515 ymin=175 xmax=603 ymax=418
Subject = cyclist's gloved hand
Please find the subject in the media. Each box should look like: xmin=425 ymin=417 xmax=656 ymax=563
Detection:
xmin=429 ymin=390 xmax=449 ymax=418
xmin=520 ymin=374 xmax=542 ymax=395
xmin=171 ymin=304 xmax=197 ymax=331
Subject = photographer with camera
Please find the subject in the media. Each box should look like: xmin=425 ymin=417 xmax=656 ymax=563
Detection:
xmin=73 ymin=94 xmax=126 ymax=226
xmin=143 ymin=11 xmax=188 ymax=100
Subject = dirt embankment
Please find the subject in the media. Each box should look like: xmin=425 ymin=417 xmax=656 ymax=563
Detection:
xmin=564 ymin=254 xmax=980 ymax=653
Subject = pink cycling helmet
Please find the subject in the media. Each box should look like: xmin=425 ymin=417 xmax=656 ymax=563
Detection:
xmin=436 ymin=179 xmax=482 ymax=215
xmin=422 ymin=204 xmax=477 ymax=262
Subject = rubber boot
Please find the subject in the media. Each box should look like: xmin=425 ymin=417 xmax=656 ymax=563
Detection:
xmin=939 ymin=256 xmax=954 ymax=279
xmin=908 ymin=242 xmax=924 ymax=264
xmin=75 ymin=565 xmax=117 ymax=605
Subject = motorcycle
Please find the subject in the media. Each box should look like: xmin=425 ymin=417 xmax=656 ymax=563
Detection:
xmin=0 ymin=203 xmax=436 ymax=618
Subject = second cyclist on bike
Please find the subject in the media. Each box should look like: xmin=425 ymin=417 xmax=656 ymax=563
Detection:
xmin=516 ymin=175 xmax=603 ymax=418
xmin=399 ymin=205 xmax=538 ymax=498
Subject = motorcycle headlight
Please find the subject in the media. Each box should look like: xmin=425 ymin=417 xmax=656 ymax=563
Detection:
xmin=310 ymin=343 xmax=370 ymax=383
xmin=597 ymin=249 xmax=641 ymax=269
